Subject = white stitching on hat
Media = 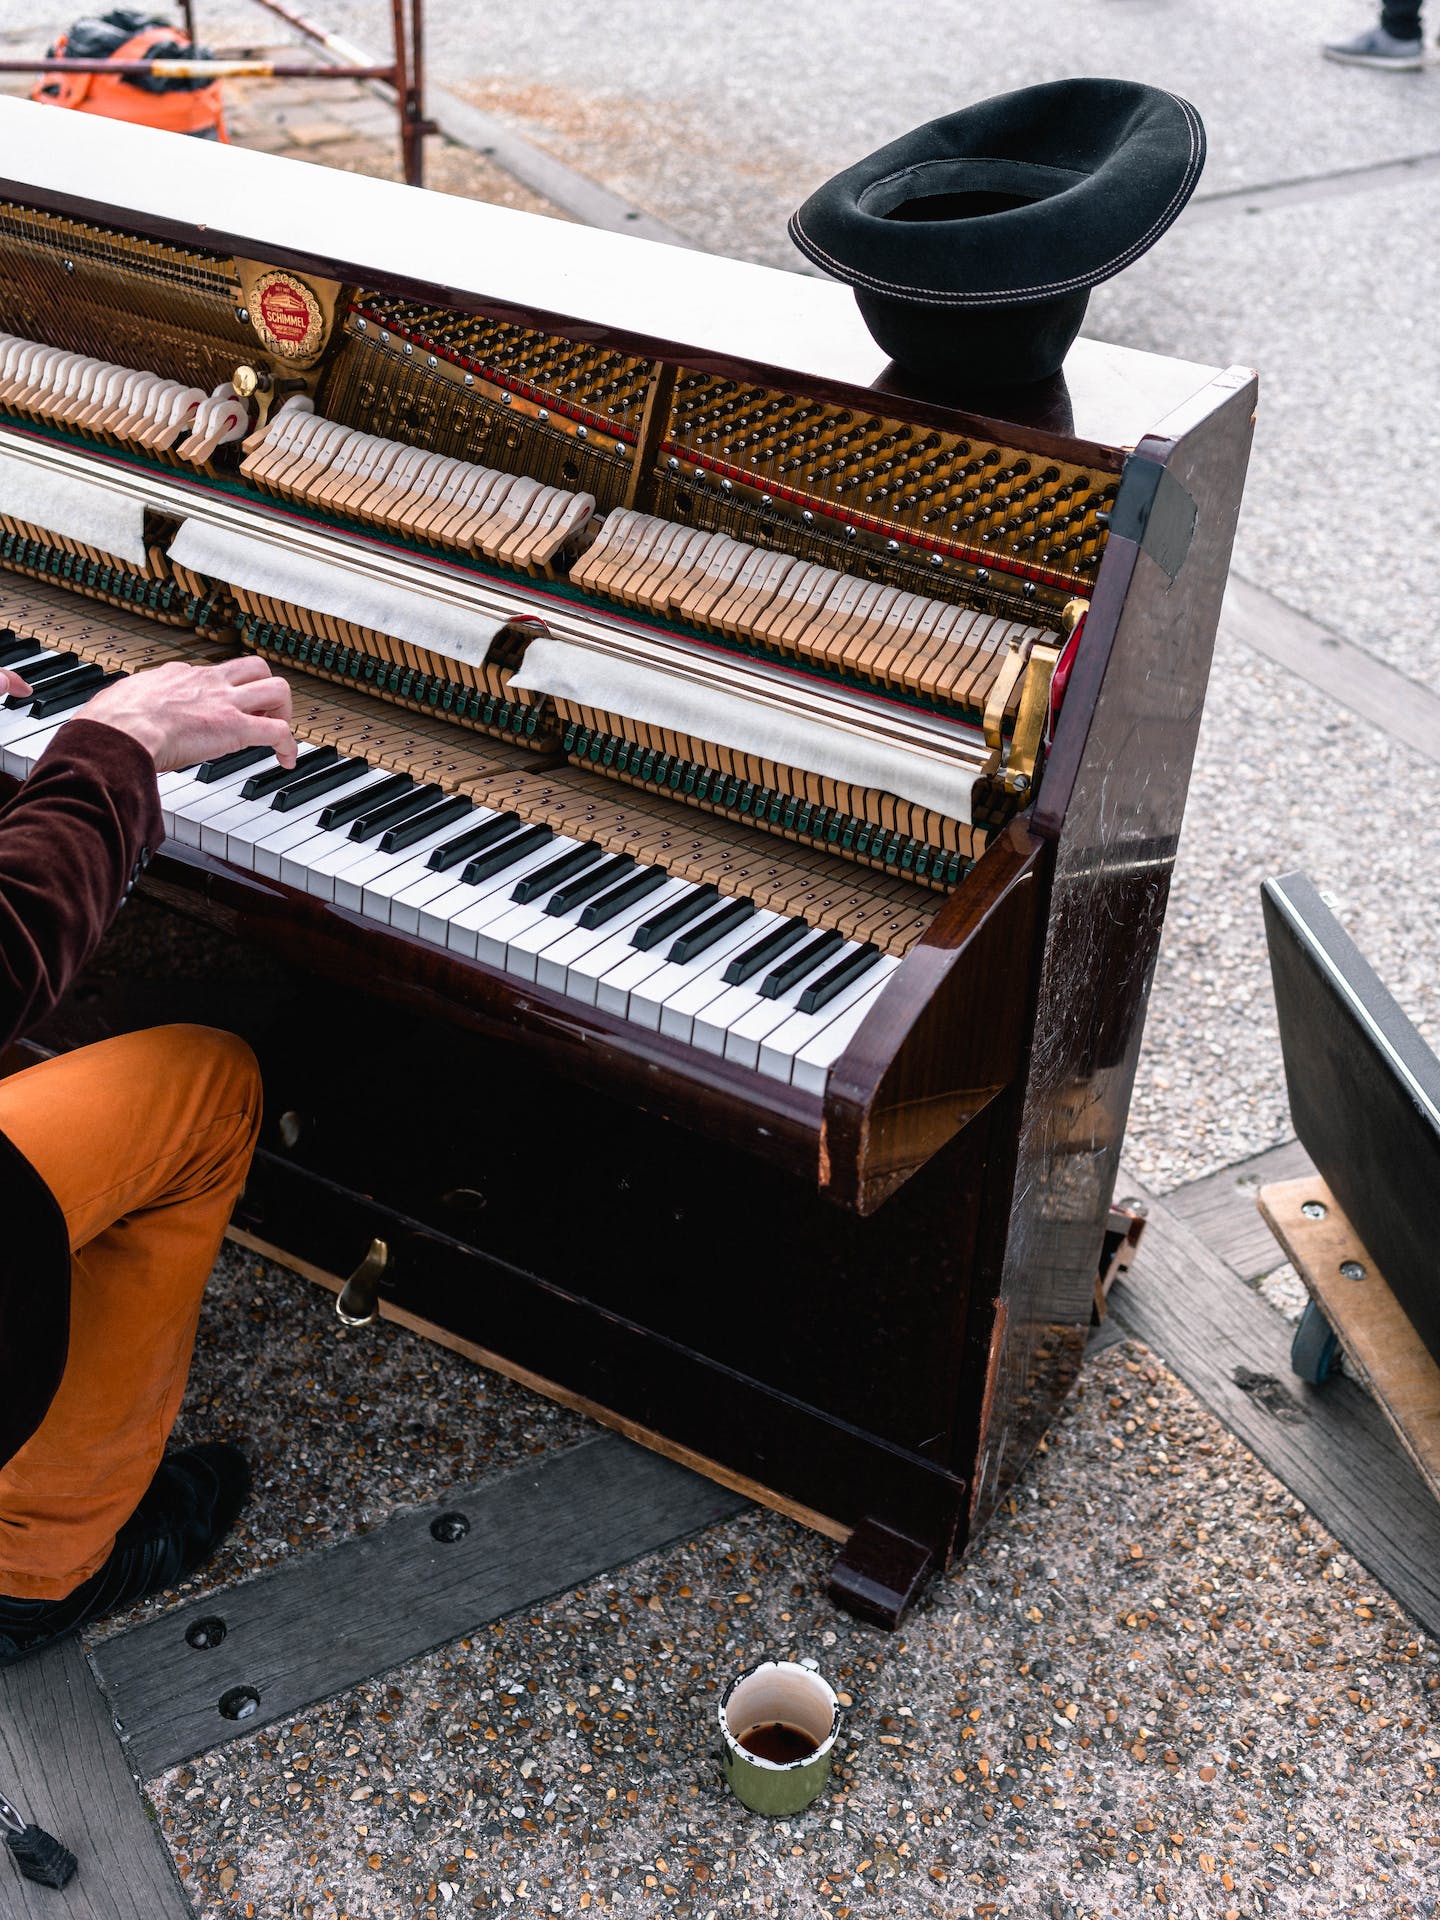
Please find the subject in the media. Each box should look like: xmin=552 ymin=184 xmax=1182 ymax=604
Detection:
xmin=789 ymin=95 xmax=1204 ymax=306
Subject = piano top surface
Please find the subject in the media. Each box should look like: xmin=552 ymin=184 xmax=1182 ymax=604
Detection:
xmin=0 ymin=98 xmax=1226 ymax=463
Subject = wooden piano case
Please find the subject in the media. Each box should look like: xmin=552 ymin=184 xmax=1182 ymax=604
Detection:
xmin=0 ymin=108 xmax=1257 ymax=1624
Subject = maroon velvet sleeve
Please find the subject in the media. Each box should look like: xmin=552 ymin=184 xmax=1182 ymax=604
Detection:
xmin=0 ymin=716 xmax=163 ymax=1049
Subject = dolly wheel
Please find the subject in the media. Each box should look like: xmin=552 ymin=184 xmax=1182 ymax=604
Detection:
xmin=1291 ymin=1298 xmax=1340 ymax=1386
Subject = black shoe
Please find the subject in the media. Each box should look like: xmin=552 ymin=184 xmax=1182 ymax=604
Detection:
xmin=0 ymin=1441 xmax=250 ymax=1667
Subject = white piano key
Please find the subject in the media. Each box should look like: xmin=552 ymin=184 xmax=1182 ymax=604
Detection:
xmin=591 ymin=942 xmax=671 ymax=1017
xmin=691 ymin=979 xmax=769 ymax=1057
xmin=636 ymin=911 xmax=784 ymax=1038
xmin=168 ymin=773 xmax=273 ymax=846
xmin=212 ymin=770 xmax=394 ymax=869
xmin=756 ymin=956 xmax=900 ymax=1082
xmin=1 ymin=716 xmax=73 ymax=780
xmin=197 ymin=796 xmax=279 ymax=866
xmin=543 ymin=876 xmax=692 ymax=1001
xmin=251 ymin=800 xmax=360 ymax=876
xmin=664 ymin=906 xmax=794 ymax=1044
xmin=360 ymin=817 xmax=499 ymax=928
xmin=723 ymin=954 xmax=846 ymax=1070
xmin=431 ymin=837 xmax=586 ymax=957
xmin=334 ymin=808 xmax=485 ymax=915
xmin=791 ymin=984 xmax=898 ymax=1096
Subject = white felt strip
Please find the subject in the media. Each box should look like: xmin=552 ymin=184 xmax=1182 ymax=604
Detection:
xmin=511 ymin=636 xmax=974 ymax=825
xmin=167 ymin=518 xmax=506 ymax=669
xmin=0 ymin=445 xmax=148 ymax=567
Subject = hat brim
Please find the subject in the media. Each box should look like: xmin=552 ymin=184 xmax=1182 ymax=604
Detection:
xmin=789 ymin=78 xmax=1206 ymax=310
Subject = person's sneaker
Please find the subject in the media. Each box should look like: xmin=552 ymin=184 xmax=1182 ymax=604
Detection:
xmin=0 ymin=1441 xmax=250 ymax=1666
xmin=1322 ymin=24 xmax=1424 ymax=66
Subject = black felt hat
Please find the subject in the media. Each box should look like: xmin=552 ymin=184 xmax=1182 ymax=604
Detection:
xmin=789 ymin=79 xmax=1205 ymax=389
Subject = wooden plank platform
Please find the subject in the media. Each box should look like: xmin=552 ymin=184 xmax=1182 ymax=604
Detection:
xmin=1111 ymin=1174 xmax=1440 ymax=1640
xmin=1259 ymin=1174 xmax=1440 ymax=1505
xmin=0 ymin=1638 xmax=191 ymax=1919
xmin=90 ymin=1434 xmax=746 ymax=1780
xmin=1165 ymin=1137 xmax=1316 ymax=1281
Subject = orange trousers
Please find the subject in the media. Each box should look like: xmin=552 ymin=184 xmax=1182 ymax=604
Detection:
xmin=0 ymin=1026 xmax=261 ymax=1599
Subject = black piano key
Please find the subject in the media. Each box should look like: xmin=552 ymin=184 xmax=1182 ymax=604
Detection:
xmin=545 ymin=853 xmax=636 ymax=917
xmin=722 ymin=918 xmax=807 ymax=985
xmin=797 ymin=943 xmax=881 ymax=1014
xmin=318 ymin=771 xmax=411 ymax=829
xmin=759 ymin=929 xmax=846 ymax=1000
xmin=460 ymin=822 xmax=553 ymax=884
xmin=13 ymin=661 xmax=108 ymax=710
xmin=0 ymin=637 xmax=44 ymax=667
xmin=629 ymin=883 xmax=720 ymax=952
xmin=379 ymin=793 xmax=474 ymax=854
xmin=577 ymin=866 xmax=667 ymax=930
xmin=509 ymin=841 xmax=602 ymax=904
xmin=241 ymin=744 xmax=340 ymax=799
xmin=348 ymin=783 xmax=444 ymax=842
xmin=270 ymin=757 xmax=368 ymax=812
xmin=29 ymin=670 xmax=123 ymax=719
xmin=15 ymin=653 xmax=79 ymax=686
xmin=667 ymin=896 xmax=755 ymax=965
xmin=426 ymin=810 xmax=522 ymax=872
xmin=4 ymin=655 xmax=78 ymax=704
xmin=195 ymin=743 xmax=274 ymax=784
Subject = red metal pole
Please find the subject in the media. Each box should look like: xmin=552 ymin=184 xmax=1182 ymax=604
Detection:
xmin=0 ymin=56 xmax=394 ymax=77
xmin=408 ymin=0 xmax=427 ymax=189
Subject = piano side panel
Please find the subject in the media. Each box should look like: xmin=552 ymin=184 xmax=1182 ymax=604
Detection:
xmin=962 ymin=367 xmax=1259 ymax=1532
xmin=821 ymin=821 xmax=1049 ymax=1216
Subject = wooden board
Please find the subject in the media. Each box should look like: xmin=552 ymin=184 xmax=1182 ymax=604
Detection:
xmin=89 ymin=1434 xmax=745 ymax=1780
xmin=1110 ymin=1173 xmax=1440 ymax=1641
xmin=229 ymin=1223 xmax=845 ymax=1545
xmin=1259 ymin=1175 xmax=1440 ymax=1505
xmin=0 ymin=1638 xmax=191 ymax=1919
xmin=1166 ymin=1137 xmax=1317 ymax=1280
xmin=1222 ymin=575 xmax=1440 ymax=771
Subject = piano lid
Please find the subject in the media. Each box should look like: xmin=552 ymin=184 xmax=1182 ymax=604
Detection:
xmin=0 ymin=99 xmax=1223 ymax=456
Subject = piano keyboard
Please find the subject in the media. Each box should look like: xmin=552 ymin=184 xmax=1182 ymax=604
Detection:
xmin=0 ymin=591 xmax=915 ymax=1092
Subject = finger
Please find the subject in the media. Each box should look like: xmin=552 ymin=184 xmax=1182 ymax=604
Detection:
xmin=242 ymin=716 xmax=299 ymax=767
xmin=0 ymin=669 xmax=31 ymax=698
xmin=228 ymin=677 xmax=293 ymax=721
xmin=215 ymin=654 xmax=276 ymax=686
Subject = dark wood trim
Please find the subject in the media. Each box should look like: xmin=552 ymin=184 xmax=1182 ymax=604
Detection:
xmin=824 ymin=821 xmax=1047 ymax=1214
xmin=132 ymin=846 xmax=829 ymax=1186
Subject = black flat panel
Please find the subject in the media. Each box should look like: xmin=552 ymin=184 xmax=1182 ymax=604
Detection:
xmin=1262 ymin=872 xmax=1440 ymax=1365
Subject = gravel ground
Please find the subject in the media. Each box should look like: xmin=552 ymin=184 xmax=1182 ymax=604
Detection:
xmin=1125 ymin=630 xmax=1440 ymax=1193
xmin=0 ymin=14 xmax=1435 ymax=1914
xmin=142 ymin=1331 xmax=1440 ymax=1919
xmin=82 ymin=1238 xmax=593 ymax=1649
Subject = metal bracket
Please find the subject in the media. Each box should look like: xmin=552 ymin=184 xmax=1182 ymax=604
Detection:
xmin=335 ymin=1237 xmax=390 ymax=1327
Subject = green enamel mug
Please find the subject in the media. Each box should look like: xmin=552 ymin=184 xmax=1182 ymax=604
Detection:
xmin=718 ymin=1659 xmax=839 ymax=1816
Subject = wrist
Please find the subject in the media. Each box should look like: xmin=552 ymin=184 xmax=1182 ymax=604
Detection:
xmin=86 ymin=711 xmax=167 ymax=767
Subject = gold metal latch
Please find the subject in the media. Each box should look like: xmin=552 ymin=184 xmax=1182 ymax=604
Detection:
xmin=986 ymin=598 xmax=1089 ymax=799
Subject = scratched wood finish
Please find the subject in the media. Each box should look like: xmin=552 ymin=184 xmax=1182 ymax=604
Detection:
xmin=1112 ymin=1181 xmax=1440 ymax=1640
xmin=0 ymin=1638 xmax=191 ymax=1919
xmin=90 ymin=1436 xmax=745 ymax=1779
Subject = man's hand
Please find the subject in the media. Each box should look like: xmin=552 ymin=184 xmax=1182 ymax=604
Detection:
xmin=0 ymin=668 xmax=32 ymax=701
xmin=78 ymin=657 xmax=297 ymax=774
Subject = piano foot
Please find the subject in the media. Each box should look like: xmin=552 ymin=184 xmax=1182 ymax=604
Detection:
xmin=827 ymin=1518 xmax=935 ymax=1630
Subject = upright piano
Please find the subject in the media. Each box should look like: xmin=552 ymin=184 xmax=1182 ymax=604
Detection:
xmin=0 ymin=100 xmax=1255 ymax=1624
